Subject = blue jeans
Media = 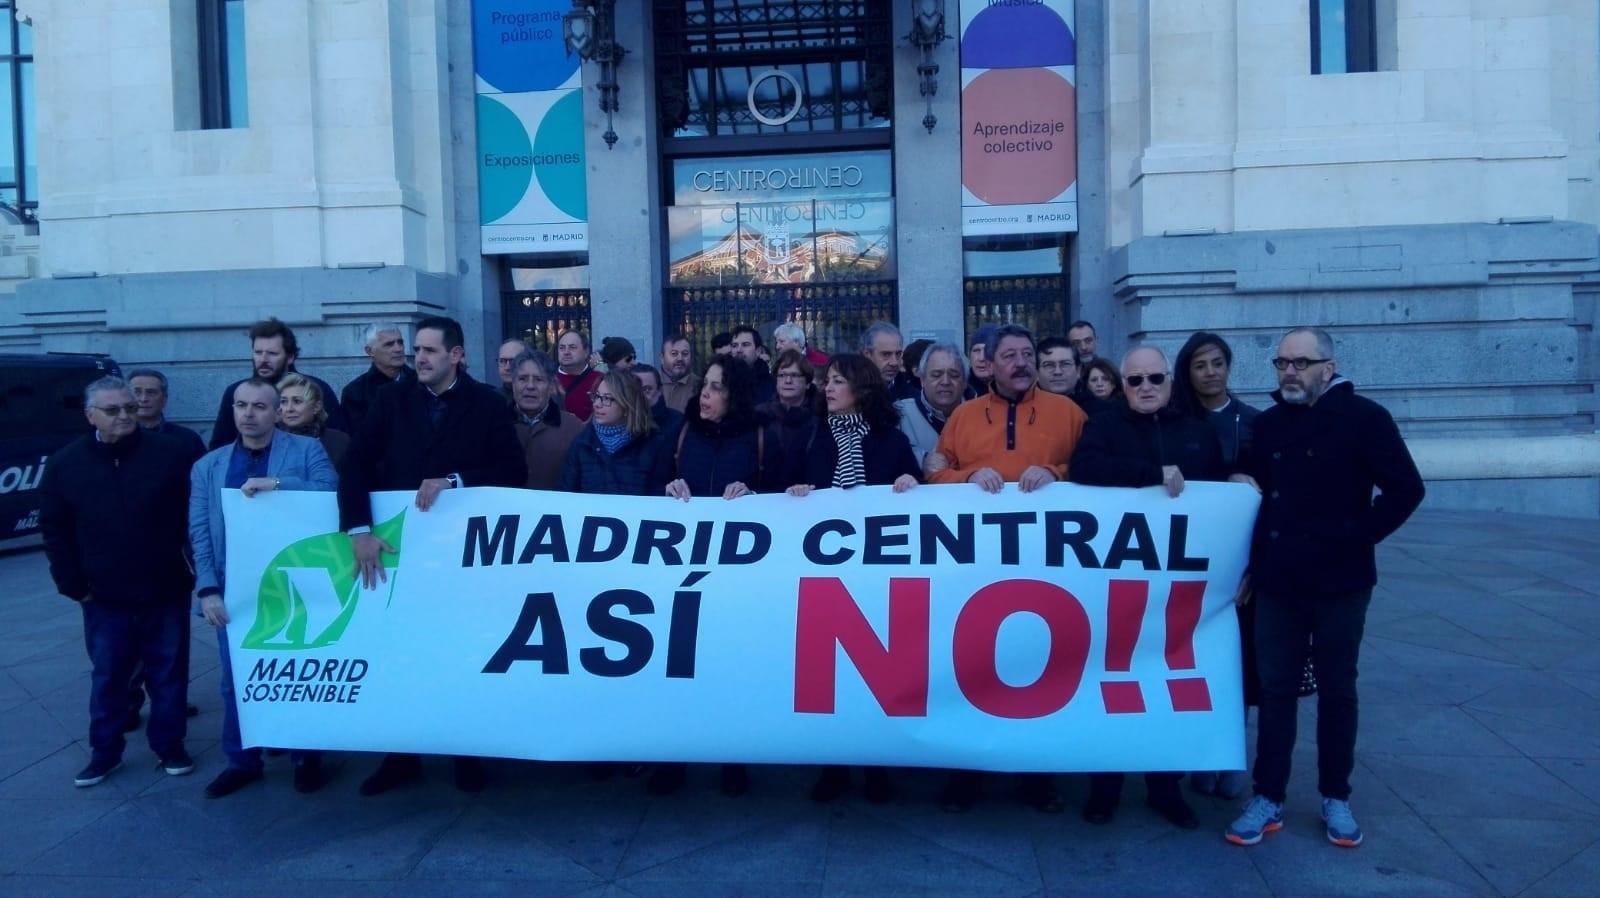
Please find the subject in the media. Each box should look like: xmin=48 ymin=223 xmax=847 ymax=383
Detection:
xmin=216 ymin=630 xmax=317 ymax=772
xmin=82 ymin=601 xmax=189 ymax=762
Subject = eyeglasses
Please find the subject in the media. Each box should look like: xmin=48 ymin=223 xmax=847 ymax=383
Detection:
xmin=1124 ymin=373 xmax=1167 ymax=387
xmin=776 ymin=372 xmax=807 ymax=382
xmin=587 ymin=392 xmax=619 ymax=407
xmin=1271 ymin=357 xmax=1331 ymax=371
xmin=93 ymin=404 xmax=140 ymax=417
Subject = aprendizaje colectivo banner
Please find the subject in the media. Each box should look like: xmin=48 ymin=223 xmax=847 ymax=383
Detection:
xmin=222 ymin=483 xmax=1257 ymax=772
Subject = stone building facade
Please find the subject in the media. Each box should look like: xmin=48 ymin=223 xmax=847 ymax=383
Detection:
xmin=0 ymin=0 xmax=1596 ymax=513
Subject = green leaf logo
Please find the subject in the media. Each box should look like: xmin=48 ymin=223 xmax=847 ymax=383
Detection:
xmin=242 ymin=511 xmax=404 ymax=651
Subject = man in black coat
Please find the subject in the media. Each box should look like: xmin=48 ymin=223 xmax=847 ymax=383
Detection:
xmin=341 ymin=323 xmax=414 ymax=432
xmin=337 ymin=315 xmax=526 ymax=796
xmin=1226 ymin=327 xmax=1423 ymax=850
xmin=211 ymin=317 xmax=348 ymax=448
xmin=1069 ymin=346 xmax=1231 ymax=831
xmin=38 ymin=377 xmax=197 ymax=788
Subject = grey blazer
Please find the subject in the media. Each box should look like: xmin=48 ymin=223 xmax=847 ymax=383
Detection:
xmin=189 ymin=432 xmax=337 ymax=597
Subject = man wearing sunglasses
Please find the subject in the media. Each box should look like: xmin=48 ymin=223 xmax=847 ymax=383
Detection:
xmin=38 ymin=377 xmax=198 ymax=788
xmin=1068 ymin=345 xmax=1232 ymax=829
xmin=1226 ymin=327 xmax=1423 ymax=850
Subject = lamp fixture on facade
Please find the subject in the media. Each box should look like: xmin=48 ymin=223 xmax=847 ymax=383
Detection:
xmin=906 ymin=0 xmax=947 ymax=133
xmin=563 ymin=0 xmax=628 ymax=149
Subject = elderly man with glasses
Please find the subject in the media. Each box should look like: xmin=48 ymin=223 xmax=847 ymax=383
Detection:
xmin=38 ymin=377 xmax=198 ymax=788
xmin=1225 ymin=327 xmax=1423 ymax=850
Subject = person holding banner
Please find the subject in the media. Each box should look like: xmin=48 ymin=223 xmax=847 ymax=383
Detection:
xmin=787 ymin=354 xmax=919 ymax=804
xmin=925 ymin=323 xmax=1088 ymax=814
xmin=190 ymin=378 xmax=338 ymax=798
xmin=658 ymin=355 xmax=787 ymax=797
xmin=338 ymin=315 xmax=527 ymax=796
xmin=1068 ymin=346 xmax=1231 ymax=830
xmin=1227 ymin=327 xmax=1424 ymax=849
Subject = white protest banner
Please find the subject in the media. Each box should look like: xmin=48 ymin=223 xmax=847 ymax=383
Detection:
xmin=222 ymin=483 xmax=1257 ymax=772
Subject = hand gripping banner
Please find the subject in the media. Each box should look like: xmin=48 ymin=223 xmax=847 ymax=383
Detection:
xmin=222 ymin=483 xmax=1258 ymax=772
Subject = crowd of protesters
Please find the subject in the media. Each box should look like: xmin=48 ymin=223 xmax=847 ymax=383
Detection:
xmin=36 ymin=310 xmax=1423 ymax=850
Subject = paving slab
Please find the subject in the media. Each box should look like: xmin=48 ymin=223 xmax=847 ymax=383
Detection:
xmin=4 ymin=509 xmax=1600 ymax=896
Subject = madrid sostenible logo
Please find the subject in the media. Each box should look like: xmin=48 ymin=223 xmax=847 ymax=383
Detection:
xmin=241 ymin=511 xmax=405 ymax=651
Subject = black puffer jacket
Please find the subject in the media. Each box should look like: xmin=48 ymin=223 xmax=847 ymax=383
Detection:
xmin=672 ymin=406 xmax=789 ymax=496
xmin=1069 ymin=403 xmax=1229 ymax=488
xmin=559 ymin=425 xmax=673 ymax=497
xmin=38 ymin=429 xmax=194 ymax=605
xmin=1243 ymin=380 xmax=1425 ymax=595
xmin=804 ymin=421 xmax=920 ymax=488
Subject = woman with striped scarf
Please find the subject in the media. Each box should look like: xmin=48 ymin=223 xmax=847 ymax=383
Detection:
xmin=787 ymin=354 xmax=920 ymax=803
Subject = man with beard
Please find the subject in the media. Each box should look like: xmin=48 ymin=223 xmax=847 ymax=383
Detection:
xmin=925 ymin=323 xmax=1088 ymax=814
xmin=210 ymin=318 xmax=347 ymax=448
xmin=338 ymin=315 xmax=527 ymax=796
xmin=658 ymin=333 xmax=700 ymax=414
xmin=729 ymin=325 xmax=776 ymax=404
xmin=1226 ymin=327 xmax=1423 ymax=850
xmin=341 ymin=323 xmax=414 ymax=431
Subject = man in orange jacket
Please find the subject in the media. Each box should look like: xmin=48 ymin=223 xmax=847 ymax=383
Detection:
xmin=924 ymin=323 xmax=1089 ymax=814
xmin=927 ymin=323 xmax=1088 ymax=491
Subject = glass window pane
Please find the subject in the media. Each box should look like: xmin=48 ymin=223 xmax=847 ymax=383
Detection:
xmin=16 ymin=20 xmax=29 ymax=56
xmin=20 ymin=59 xmax=33 ymax=198
xmin=225 ymin=0 xmax=248 ymax=127
xmin=1317 ymin=0 xmax=1348 ymax=74
xmin=0 ymin=67 xmax=14 ymax=188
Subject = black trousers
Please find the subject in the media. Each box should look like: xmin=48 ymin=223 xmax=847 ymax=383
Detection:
xmin=1251 ymin=588 xmax=1372 ymax=804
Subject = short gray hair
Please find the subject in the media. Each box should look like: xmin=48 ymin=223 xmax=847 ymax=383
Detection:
xmin=125 ymin=368 xmax=169 ymax=394
xmin=859 ymin=321 xmax=903 ymax=352
xmin=513 ymin=349 xmax=558 ymax=380
xmin=985 ymin=323 xmax=1035 ymax=361
xmin=773 ymin=322 xmax=806 ymax=349
xmin=362 ymin=322 xmax=404 ymax=349
xmin=83 ymin=376 xmax=129 ymax=408
xmin=1284 ymin=326 xmax=1335 ymax=359
xmin=1120 ymin=345 xmax=1169 ymax=372
xmin=917 ymin=342 xmax=969 ymax=381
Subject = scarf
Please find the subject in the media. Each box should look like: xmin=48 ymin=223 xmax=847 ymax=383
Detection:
xmin=828 ymin=413 xmax=869 ymax=489
xmin=594 ymin=422 xmax=630 ymax=455
xmin=914 ymin=393 xmax=950 ymax=434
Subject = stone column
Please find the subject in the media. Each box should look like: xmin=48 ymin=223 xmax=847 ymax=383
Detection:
xmin=581 ymin=0 xmax=663 ymax=358
xmin=891 ymin=5 xmax=965 ymax=345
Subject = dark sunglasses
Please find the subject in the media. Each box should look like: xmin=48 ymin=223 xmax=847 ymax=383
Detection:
xmin=1125 ymin=373 xmax=1167 ymax=387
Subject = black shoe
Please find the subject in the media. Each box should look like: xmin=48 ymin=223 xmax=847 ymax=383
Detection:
xmin=160 ymin=750 xmax=196 ymax=776
xmin=862 ymin=767 xmax=895 ymax=805
xmin=74 ymin=757 xmax=121 ymax=788
xmin=720 ymin=764 xmax=749 ymax=797
xmin=810 ymin=766 xmax=850 ymax=803
xmin=204 ymin=767 xmax=263 ymax=799
xmin=293 ymin=757 xmax=324 ymax=794
xmin=453 ymin=757 xmax=487 ymax=793
xmin=1019 ymin=775 xmax=1065 ymax=814
xmin=647 ymin=763 xmax=686 ymax=796
xmin=359 ymin=754 xmax=422 ymax=796
xmin=185 ymin=703 xmax=200 ymax=718
xmin=1147 ymin=794 xmax=1200 ymax=830
xmin=939 ymin=772 xmax=980 ymax=813
xmin=1082 ymin=788 xmax=1118 ymax=824
xmin=121 ymin=710 xmax=141 ymax=733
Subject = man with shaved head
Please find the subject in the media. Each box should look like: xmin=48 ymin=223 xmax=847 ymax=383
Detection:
xmin=1224 ymin=327 xmax=1423 ymax=850
xmin=1069 ymin=345 xmax=1233 ymax=830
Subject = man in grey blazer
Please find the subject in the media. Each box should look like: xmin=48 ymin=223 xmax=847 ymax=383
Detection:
xmin=189 ymin=378 xmax=337 ymax=799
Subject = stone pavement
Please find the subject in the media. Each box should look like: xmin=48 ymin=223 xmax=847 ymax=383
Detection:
xmin=1 ymin=509 xmax=1597 ymax=898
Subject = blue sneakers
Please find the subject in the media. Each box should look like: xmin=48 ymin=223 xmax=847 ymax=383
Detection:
xmin=1322 ymin=798 xmax=1364 ymax=847
xmin=1225 ymin=795 xmax=1284 ymax=845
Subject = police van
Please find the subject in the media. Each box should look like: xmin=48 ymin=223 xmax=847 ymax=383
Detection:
xmin=0 ymin=353 xmax=122 ymax=541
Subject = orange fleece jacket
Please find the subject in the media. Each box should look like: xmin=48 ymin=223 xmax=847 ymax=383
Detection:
xmin=928 ymin=386 xmax=1088 ymax=483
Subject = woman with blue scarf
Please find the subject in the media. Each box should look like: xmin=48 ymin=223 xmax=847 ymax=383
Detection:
xmin=558 ymin=369 xmax=671 ymax=499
